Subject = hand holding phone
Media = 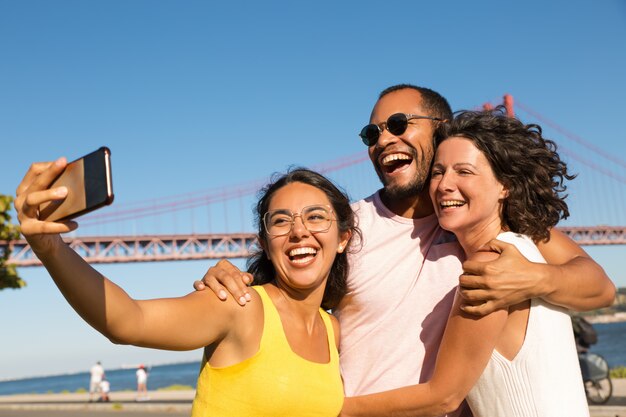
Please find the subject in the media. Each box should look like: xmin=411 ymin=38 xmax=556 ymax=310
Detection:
xmin=39 ymin=147 xmax=114 ymax=221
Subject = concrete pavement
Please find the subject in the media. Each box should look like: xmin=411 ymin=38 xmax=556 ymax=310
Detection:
xmin=2 ymin=381 xmax=626 ymax=416
xmin=0 ymin=390 xmax=194 ymax=416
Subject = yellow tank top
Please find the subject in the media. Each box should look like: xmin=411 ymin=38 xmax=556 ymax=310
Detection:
xmin=191 ymin=285 xmax=343 ymax=417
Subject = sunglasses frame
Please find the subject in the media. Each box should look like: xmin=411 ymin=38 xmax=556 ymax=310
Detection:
xmin=359 ymin=113 xmax=444 ymax=146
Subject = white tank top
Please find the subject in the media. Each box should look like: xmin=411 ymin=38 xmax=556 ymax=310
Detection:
xmin=466 ymin=232 xmax=589 ymax=417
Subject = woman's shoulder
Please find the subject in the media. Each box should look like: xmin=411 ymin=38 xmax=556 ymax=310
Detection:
xmin=182 ymin=284 xmax=264 ymax=324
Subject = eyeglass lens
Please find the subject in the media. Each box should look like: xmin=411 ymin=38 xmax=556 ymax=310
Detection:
xmin=264 ymin=205 xmax=333 ymax=236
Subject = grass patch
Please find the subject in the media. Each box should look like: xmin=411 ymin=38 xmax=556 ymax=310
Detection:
xmin=157 ymin=384 xmax=194 ymax=391
xmin=610 ymin=366 xmax=626 ymax=378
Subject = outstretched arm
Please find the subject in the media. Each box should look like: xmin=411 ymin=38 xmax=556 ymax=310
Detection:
xmin=459 ymin=229 xmax=615 ymax=315
xmin=15 ymin=158 xmax=235 ymax=350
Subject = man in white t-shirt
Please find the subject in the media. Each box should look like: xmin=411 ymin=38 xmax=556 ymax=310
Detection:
xmin=194 ymin=84 xmax=615 ymax=416
xmin=89 ymin=361 xmax=104 ymax=402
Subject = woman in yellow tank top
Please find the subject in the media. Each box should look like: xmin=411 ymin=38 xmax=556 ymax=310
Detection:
xmin=16 ymin=165 xmax=360 ymax=416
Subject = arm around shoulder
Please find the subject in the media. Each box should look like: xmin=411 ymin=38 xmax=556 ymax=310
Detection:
xmin=536 ymin=228 xmax=615 ymax=311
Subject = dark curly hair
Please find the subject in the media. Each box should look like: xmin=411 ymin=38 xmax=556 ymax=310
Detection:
xmin=434 ymin=107 xmax=576 ymax=243
xmin=246 ymin=168 xmax=361 ymax=310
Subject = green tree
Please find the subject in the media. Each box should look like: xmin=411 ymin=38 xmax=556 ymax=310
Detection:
xmin=0 ymin=194 xmax=25 ymax=289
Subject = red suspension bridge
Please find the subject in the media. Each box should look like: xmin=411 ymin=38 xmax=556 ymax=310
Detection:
xmin=3 ymin=96 xmax=626 ymax=267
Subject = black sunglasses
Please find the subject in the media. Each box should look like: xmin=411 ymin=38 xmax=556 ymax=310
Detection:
xmin=359 ymin=113 xmax=444 ymax=146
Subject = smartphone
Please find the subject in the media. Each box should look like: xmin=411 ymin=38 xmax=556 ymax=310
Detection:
xmin=39 ymin=147 xmax=114 ymax=221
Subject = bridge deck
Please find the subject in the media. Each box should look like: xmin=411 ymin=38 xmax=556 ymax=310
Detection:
xmin=2 ymin=227 xmax=624 ymax=267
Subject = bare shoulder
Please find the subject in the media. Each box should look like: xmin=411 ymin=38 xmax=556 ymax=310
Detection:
xmin=181 ymin=286 xmax=262 ymax=324
xmin=225 ymin=287 xmax=264 ymax=346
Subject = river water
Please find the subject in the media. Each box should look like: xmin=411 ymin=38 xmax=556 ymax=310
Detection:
xmin=1 ymin=320 xmax=624 ymax=395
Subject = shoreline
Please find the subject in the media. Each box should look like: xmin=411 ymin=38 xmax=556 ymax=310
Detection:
xmin=586 ymin=312 xmax=626 ymax=324
xmin=0 ymin=360 xmax=200 ymax=384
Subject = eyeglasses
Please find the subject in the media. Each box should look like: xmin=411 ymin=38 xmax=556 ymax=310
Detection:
xmin=359 ymin=113 xmax=444 ymax=146
xmin=263 ymin=205 xmax=336 ymax=236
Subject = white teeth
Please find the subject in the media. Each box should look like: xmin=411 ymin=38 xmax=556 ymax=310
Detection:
xmin=288 ymin=247 xmax=317 ymax=257
xmin=440 ymin=200 xmax=465 ymax=207
xmin=382 ymin=154 xmax=411 ymax=165
xmin=292 ymin=257 xmax=312 ymax=264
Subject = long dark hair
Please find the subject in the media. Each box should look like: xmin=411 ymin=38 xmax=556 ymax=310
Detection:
xmin=434 ymin=107 xmax=576 ymax=242
xmin=247 ymin=168 xmax=361 ymax=310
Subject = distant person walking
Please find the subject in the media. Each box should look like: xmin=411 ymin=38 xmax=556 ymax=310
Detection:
xmin=89 ymin=361 xmax=104 ymax=402
xmin=136 ymin=364 xmax=149 ymax=401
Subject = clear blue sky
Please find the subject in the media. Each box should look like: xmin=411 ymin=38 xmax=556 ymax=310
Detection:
xmin=1 ymin=0 xmax=625 ymax=381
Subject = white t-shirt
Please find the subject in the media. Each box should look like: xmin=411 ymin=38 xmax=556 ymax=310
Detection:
xmin=136 ymin=368 xmax=148 ymax=384
xmin=90 ymin=364 xmax=104 ymax=383
xmin=99 ymin=380 xmax=110 ymax=393
xmin=335 ymin=192 xmax=464 ymax=397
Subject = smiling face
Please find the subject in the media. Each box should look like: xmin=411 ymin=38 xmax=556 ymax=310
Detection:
xmin=429 ymin=137 xmax=508 ymax=250
xmin=368 ymin=88 xmax=438 ymax=215
xmin=261 ymin=182 xmax=351 ymax=294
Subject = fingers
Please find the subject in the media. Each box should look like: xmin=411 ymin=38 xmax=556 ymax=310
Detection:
xmin=458 ymin=273 xmax=486 ymax=290
xmin=477 ymin=238 xmax=509 ymax=254
xmin=193 ymin=280 xmax=206 ymax=291
xmin=21 ymin=187 xmax=68 ymax=217
xmin=460 ymin=300 xmax=500 ymax=316
xmin=460 ymin=259 xmax=485 ymax=277
xmin=14 ymin=157 xmax=77 ymax=239
xmin=199 ymin=260 xmax=252 ymax=306
xmin=242 ymin=273 xmax=253 ymax=285
xmin=16 ymin=158 xmax=66 ymax=197
xmin=15 ymin=158 xmax=67 ymax=217
xmin=16 ymin=161 xmax=54 ymax=196
xmin=20 ymin=218 xmax=78 ymax=236
xmin=205 ymin=273 xmax=251 ymax=306
xmin=458 ymin=287 xmax=493 ymax=303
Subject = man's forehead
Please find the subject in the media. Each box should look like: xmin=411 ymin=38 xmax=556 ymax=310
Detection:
xmin=370 ymin=89 xmax=426 ymax=122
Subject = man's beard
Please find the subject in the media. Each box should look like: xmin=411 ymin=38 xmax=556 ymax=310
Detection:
xmin=380 ymin=171 xmax=428 ymax=200
xmin=375 ymin=149 xmax=432 ymax=201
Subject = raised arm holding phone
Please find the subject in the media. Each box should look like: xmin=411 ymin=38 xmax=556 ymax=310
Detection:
xmin=15 ymin=160 xmax=359 ymax=416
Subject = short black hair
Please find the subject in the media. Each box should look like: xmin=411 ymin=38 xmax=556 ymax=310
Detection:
xmin=379 ymin=84 xmax=453 ymax=121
